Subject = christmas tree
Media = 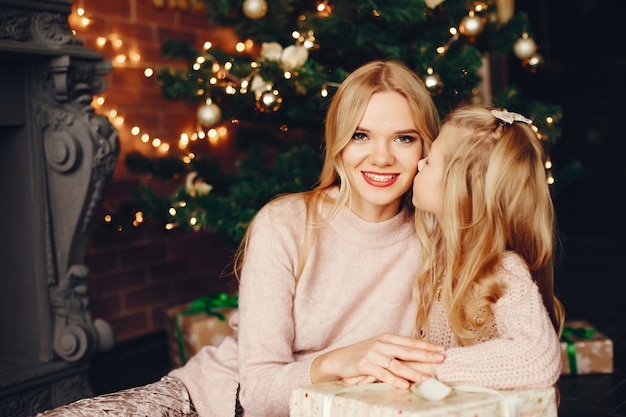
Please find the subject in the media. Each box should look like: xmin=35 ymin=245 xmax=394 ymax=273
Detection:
xmin=119 ymin=0 xmax=567 ymax=244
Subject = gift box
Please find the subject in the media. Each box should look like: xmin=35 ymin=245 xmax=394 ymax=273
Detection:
xmin=560 ymin=319 xmax=613 ymax=375
xmin=164 ymin=293 xmax=238 ymax=367
xmin=290 ymin=381 xmax=558 ymax=417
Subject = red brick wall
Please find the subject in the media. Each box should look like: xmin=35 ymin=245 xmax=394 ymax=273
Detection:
xmin=72 ymin=0 xmax=240 ymax=341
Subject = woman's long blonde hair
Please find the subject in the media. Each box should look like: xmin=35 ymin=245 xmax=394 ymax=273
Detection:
xmin=414 ymin=105 xmax=564 ymax=345
xmin=234 ymin=59 xmax=440 ymax=282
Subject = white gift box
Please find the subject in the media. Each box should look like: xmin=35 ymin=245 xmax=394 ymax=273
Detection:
xmin=290 ymin=380 xmax=558 ymax=417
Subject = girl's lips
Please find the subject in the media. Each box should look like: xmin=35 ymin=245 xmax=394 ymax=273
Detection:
xmin=362 ymin=172 xmax=399 ymax=187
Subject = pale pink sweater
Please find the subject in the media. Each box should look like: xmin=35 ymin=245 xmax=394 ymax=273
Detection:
xmin=169 ymin=190 xmax=421 ymax=417
xmin=430 ymin=252 xmax=562 ymax=389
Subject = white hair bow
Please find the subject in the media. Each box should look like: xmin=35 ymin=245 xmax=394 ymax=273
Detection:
xmin=491 ymin=109 xmax=532 ymax=125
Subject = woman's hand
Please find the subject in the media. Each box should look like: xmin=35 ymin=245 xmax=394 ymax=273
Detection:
xmin=311 ymin=333 xmax=445 ymax=388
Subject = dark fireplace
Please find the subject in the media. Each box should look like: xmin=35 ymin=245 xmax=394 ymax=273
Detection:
xmin=0 ymin=1 xmax=118 ymax=415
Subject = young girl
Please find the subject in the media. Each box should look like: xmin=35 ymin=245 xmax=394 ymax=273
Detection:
xmin=409 ymin=104 xmax=564 ymax=389
xmin=37 ymin=60 xmax=446 ymax=417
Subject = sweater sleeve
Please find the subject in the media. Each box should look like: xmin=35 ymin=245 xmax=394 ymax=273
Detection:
xmin=236 ymin=200 xmax=314 ymax=417
xmin=432 ymin=254 xmax=562 ymax=389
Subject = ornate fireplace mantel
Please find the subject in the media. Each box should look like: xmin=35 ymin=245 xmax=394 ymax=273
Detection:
xmin=0 ymin=0 xmax=118 ymax=415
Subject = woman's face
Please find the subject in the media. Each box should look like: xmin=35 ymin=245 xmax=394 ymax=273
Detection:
xmin=341 ymin=91 xmax=422 ymax=222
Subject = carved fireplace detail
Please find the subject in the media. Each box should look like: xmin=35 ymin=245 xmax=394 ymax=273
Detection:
xmin=0 ymin=1 xmax=118 ymax=415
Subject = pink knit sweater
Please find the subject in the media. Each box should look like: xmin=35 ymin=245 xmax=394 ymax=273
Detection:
xmin=430 ymin=252 xmax=562 ymax=389
xmin=169 ymin=190 xmax=421 ymax=417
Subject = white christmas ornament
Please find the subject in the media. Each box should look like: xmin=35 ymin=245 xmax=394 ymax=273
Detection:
xmin=514 ymin=34 xmax=537 ymax=59
xmin=424 ymin=0 xmax=445 ymax=8
xmin=197 ymin=101 xmax=221 ymax=128
xmin=260 ymin=42 xmax=283 ymax=61
xmin=242 ymin=0 xmax=267 ymax=20
xmin=250 ymin=74 xmax=271 ymax=98
xmin=281 ymin=45 xmax=308 ymax=70
xmin=185 ymin=172 xmax=213 ymax=197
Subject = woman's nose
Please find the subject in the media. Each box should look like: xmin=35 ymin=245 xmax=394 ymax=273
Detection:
xmin=369 ymin=142 xmax=394 ymax=166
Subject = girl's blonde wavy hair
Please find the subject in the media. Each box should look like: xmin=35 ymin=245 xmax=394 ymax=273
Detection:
xmin=234 ymin=59 xmax=440 ymax=282
xmin=413 ymin=105 xmax=565 ymax=345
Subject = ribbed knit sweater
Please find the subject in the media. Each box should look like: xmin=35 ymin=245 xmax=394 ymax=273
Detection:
xmin=430 ymin=251 xmax=562 ymax=389
xmin=169 ymin=190 xmax=421 ymax=417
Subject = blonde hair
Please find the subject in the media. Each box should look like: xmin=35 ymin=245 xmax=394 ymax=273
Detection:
xmin=414 ymin=105 xmax=564 ymax=345
xmin=235 ymin=59 xmax=440 ymax=281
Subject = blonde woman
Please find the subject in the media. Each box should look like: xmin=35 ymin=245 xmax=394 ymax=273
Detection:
xmin=410 ymin=105 xmax=564 ymax=389
xmin=37 ymin=60 xmax=445 ymax=417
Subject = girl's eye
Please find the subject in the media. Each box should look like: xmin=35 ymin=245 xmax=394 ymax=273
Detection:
xmin=394 ymin=135 xmax=417 ymax=143
xmin=352 ymin=132 xmax=368 ymax=141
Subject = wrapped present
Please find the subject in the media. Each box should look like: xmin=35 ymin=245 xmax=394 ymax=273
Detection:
xmin=164 ymin=293 xmax=238 ymax=367
xmin=560 ymin=319 xmax=613 ymax=375
xmin=290 ymin=380 xmax=558 ymax=417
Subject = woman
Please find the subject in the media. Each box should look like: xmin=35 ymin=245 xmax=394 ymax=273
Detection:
xmin=36 ymin=59 xmax=445 ymax=417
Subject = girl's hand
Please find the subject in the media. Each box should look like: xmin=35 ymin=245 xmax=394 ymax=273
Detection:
xmin=311 ymin=333 xmax=445 ymax=389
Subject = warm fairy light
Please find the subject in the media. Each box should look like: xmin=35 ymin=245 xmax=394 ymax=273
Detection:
xmin=189 ymin=217 xmax=198 ymax=226
xmin=104 ymin=214 xmax=112 ymax=222
xmin=131 ymin=126 xmax=141 ymax=135
xmin=217 ymin=126 xmax=227 ymax=137
xmin=165 ymin=223 xmax=176 ymax=230
xmin=225 ymin=85 xmax=236 ymax=94
xmin=109 ymin=109 xmax=118 ymax=118
xmin=321 ymin=87 xmax=328 ymax=97
xmin=251 ymin=62 xmax=259 ymax=69
xmin=152 ymin=138 xmax=161 ymax=148
xmin=114 ymin=116 xmax=124 ymax=126
xmin=169 ymin=207 xmax=177 ymax=216
xmin=235 ymin=42 xmax=245 ymax=52
xmin=196 ymin=56 xmax=206 ymax=64
xmin=224 ymin=62 xmax=233 ymax=71
xmin=203 ymin=41 xmax=212 ymax=50
xmin=112 ymin=38 xmax=123 ymax=48
xmin=96 ymin=97 xmax=105 ymax=106
xmin=208 ymin=129 xmax=219 ymax=145
xmin=182 ymin=155 xmax=192 ymax=163
xmin=284 ymin=71 xmax=292 ymax=79
xmin=449 ymin=27 xmax=458 ymax=35
xmin=545 ymin=159 xmax=553 ymax=169
xmin=158 ymin=143 xmax=170 ymax=153
xmin=96 ymin=37 xmax=106 ymax=47
xmin=547 ymin=174 xmax=555 ymax=185
xmin=115 ymin=54 xmax=127 ymax=64
xmin=209 ymin=77 xmax=217 ymax=85
xmin=130 ymin=52 xmax=141 ymax=63
xmin=292 ymin=31 xmax=300 ymax=40
xmin=193 ymin=63 xmax=201 ymax=70
xmin=546 ymin=116 xmax=554 ymax=124
xmin=244 ymin=39 xmax=254 ymax=50
xmin=197 ymin=130 xmax=206 ymax=139
xmin=437 ymin=46 xmax=446 ymax=54
xmin=144 ymin=68 xmax=154 ymax=77
xmin=77 ymin=7 xmax=85 ymax=16
xmin=141 ymin=134 xmax=150 ymax=143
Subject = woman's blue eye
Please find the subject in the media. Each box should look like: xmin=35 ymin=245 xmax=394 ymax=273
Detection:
xmin=395 ymin=135 xmax=416 ymax=143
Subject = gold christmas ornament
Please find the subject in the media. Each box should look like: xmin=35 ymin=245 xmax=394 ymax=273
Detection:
xmin=513 ymin=34 xmax=537 ymax=59
xmin=424 ymin=71 xmax=444 ymax=96
xmin=459 ymin=12 xmax=485 ymax=39
xmin=242 ymin=0 xmax=268 ymax=20
xmin=197 ymin=101 xmax=222 ymax=128
xmin=256 ymin=90 xmax=282 ymax=112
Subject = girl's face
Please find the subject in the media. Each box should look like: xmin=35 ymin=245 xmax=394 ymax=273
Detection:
xmin=412 ymin=125 xmax=456 ymax=219
xmin=341 ymin=91 xmax=422 ymax=222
